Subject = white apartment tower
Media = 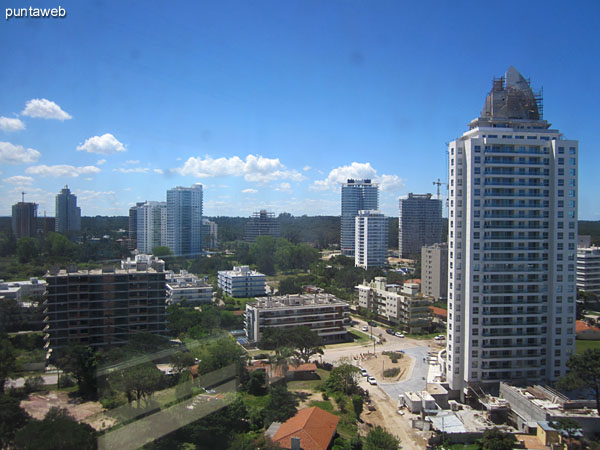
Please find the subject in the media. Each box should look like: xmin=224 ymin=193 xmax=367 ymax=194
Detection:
xmin=355 ymin=210 xmax=388 ymax=269
xmin=167 ymin=184 xmax=203 ymax=257
xmin=447 ymin=67 xmax=578 ymax=394
xmin=135 ymin=201 xmax=167 ymax=255
xmin=341 ymin=179 xmax=379 ymax=257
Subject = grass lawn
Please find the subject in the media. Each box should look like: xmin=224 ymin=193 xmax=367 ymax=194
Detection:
xmin=240 ymin=391 xmax=270 ymax=409
xmin=575 ymin=339 xmax=600 ymax=354
xmin=348 ymin=330 xmax=372 ymax=343
xmin=308 ymin=399 xmax=334 ymax=412
xmin=441 ymin=444 xmax=478 ymax=450
xmin=405 ymin=332 xmax=439 ymax=340
xmin=287 ymin=369 xmax=330 ymax=391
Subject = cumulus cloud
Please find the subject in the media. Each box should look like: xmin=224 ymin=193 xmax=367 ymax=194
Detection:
xmin=113 ymin=167 xmax=150 ymax=174
xmin=0 ymin=117 xmax=25 ymax=132
xmin=303 ymin=165 xmax=311 ymax=171
xmin=153 ymin=169 xmax=164 ymax=174
xmin=96 ymin=159 xmax=107 ymax=165
xmin=26 ymin=164 xmax=100 ymax=178
xmin=77 ymin=133 xmax=125 ymax=154
xmin=125 ymin=159 xmax=139 ymax=165
xmin=3 ymin=175 xmax=34 ymax=185
xmin=242 ymin=188 xmax=258 ymax=194
xmin=22 ymin=99 xmax=72 ymax=121
xmin=276 ymin=182 xmax=291 ymax=191
xmin=0 ymin=141 xmax=41 ymax=164
xmin=175 ymin=154 xmax=304 ymax=183
xmin=311 ymin=162 xmax=404 ymax=192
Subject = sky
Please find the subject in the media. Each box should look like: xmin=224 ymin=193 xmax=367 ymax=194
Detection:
xmin=1 ymin=0 xmax=599 ymax=219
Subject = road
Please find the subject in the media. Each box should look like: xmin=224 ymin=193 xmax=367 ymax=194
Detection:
xmin=4 ymin=373 xmax=59 ymax=389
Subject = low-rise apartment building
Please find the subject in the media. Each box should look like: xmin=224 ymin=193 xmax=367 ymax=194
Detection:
xmin=218 ymin=265 xmax=267 ymax=298
xmin=166 ymin=269 xmax=212 ymax=304
xmin=0 ymin=277 xmax=46 ymax=302
xmin=245 ymin=294 xmax=350 ymax=344
xmin=577 ymin=247 xmax=600 ymax=295
xmin=43 ymin=256 xmax=167 ymax=352
xmin=356 ymin=277 xmax=433 ymax=333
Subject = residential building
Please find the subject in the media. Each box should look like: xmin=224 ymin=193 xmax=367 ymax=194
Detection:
xmin=341 ymin=179 xmax=378 ymax=257
xmin=55 ymin=185 xmax=81 ymax=233
xmin=356 ymin=278 xmax=433 ymax=333
xmin=135 ymin=201 xmax=167 ymax=255
xmin=202 ymin=218 xmax=218 ymax=249
xmin=577 ymin=235 xmax=592 ymax=248
xmin=128 ymin=201 xmax=145 ymax=250
xmin=576 ymin=247 xmax=600 ymax=295
xmin=166 ymin=269 xmax=212 ymax=304
xmin=421 ymin=243 xmax=448 ymax=301
xmin=354 ymin=210 xmax=388 ymax=269
xmin=0 ymin=277 xmax=46 ymax=302
xmin=268 ymin=407 xmax=340 ymax=450
xmin=218 ymin=265 xmax=266 ymax=298
xmin=167 ymin=184 xmax=203 ymax=257
xmin=447 ymin=67 xmax=578 ymax=394
xmin=245 ymin=293 xmax=350 ymax=343
xmin=398 ymin=193 xmax=442 ymax=258
xmin=244 ymin=210 xmax=280 ymax=242
xmin=11 ymin=198 xmax=37 ymax=239
xmin=43 ymin=255 xmax=167 ymax=351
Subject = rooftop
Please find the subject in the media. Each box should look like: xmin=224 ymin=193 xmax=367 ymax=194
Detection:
xmin=250 ymin=293 xmax=349 ymax=309
xmin=271 ymin=406 xmax=339 ymax=450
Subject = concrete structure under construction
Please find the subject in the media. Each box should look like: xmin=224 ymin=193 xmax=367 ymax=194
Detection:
xmin=421 ymin=243 xmax=448 ymax=301
xmin=356 ymin=277 xmax=433 ymax=333
xmin=218 ymin=265 xmax=267 ymax=298
xmin=12 ymin=198 xmax=37 ymax=239
xmin=244 ymin=210 xmax=280 ymax=242
xmin=398 ymin=193 xmax=442 ymax=258
xmin=166 ymin=269 xmax=212 ymax=304
xmin=245 ymin=293 xmax=350 ymax=344
xmin=576 ymin=247 xmax=600 ymax=296
xmin=43 ymin=255 xmax=167 ymax=351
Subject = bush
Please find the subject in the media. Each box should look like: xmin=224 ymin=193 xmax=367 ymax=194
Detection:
xmin=59 ymin=374 xmax=75 ymax=388
xmin=383 ymin=368 xmax=400 ymax=378
xmin=322 ymin=392 xmax=329 ymax=400
xmin=24 ymin=375 xmax=45 ymax=393
xmin=382 ymin=351 xmax=403 ymax=360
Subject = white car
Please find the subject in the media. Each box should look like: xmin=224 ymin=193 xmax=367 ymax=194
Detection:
xmin=434 ymin=335 xmax=445 ymax=341
xmin=361 ymin=369 xmax=368 ymax=377
xmin=362 ymin=326 xmax=369 ymax=332
xmin=367 ymin=376 xmax=377 ymax=385
xmin=395 ymin=332 xmax=405 ymax=338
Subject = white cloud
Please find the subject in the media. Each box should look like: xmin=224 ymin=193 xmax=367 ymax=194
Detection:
xmin=113 ymin=167 xmax=150 ymax=174
xmin=242 ymin=188 xmax=258 ymax=194
xmin=125 ymin=159 xmax=139 ymax=165
xmin=175 ymin=154 xmax=304 ymax=184
xmin=0 ymin=117 xmax=25 ymax=132
xmin=0 ymin=141 xmax=41 ymax=164
xmin=303 ymin=165 xmax=311 ymax=171
xmin=311 ymin=162 xmax=404 ymax=192
xmin=276 ymin=182 xmax=291 ymax=191
xmin=77 ymin=133 xmax=125 ymax=154
xmin=153 ymin=169 xmax=164 ymax=174
xmin=22 ymin=98 xmax=72 ymax=121
xmin=26 ymin=164 xmax=100 ymax=178
xmin=96 ymin=159 xmax=107 ymax=165
xmin=3 ymin=175 xmax=34 ymax=185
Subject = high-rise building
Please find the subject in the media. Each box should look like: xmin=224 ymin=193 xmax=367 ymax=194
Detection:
xmin=167 ymin=184 xmax=203 ymax=257
xmin=136 ymin=201 xmax=167 ymax=255
xmin=446 ymin=67 xmax=578 ymax=394
xmin=55 ymin=185 xmax=81 ymax=233
xmin=398 ymin=193 xmax=442 ymax=258
xmin=355 ymin=210 xmax=388 ymax=269
xmin=11 ymin=196 xmax=37 ymax=239
xmin=244 ymin=210 xmax=280 ymax=242
xmin=202 ymin=219 xmax=218 ymax=249
xmin=577 ymin=247 xmax=600 ymax=296
xmin=128 ymin=202 xmax=145 ymax=250
xmin=421 ymin=243 xmax=448 ymax=301
xmin=44 ymin=255 xmax=167 ymax=350
xmin=340 ymin=179 xmax=378 ymax=257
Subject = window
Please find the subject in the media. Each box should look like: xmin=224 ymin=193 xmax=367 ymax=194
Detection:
xmin=558 ymin=147 xmax=564 ymax=154
xmin=569 ymin=147 xmax=576 ymax=154
xmin=570 ymin=168 xmax=576 ymax=176
xmin=558 ymin=168 xmax=564 ymax=176
xmin=570 ymin=158 xmax=576 ymax=165
xmin=558 ymin=158 xmax=564 ymax=165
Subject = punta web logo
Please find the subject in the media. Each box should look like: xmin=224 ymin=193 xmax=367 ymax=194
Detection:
xmin=5 ymin=6 xmax=67 ymax=20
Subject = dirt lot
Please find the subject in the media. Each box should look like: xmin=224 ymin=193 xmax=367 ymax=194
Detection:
xmin=359 ymin=351 xmax=413 ymax=382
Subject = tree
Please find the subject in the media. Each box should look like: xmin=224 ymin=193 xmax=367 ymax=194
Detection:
xmin=0 ymin=394 xmax=30 ymax=448
xmin=477 ymin=428 xmax=516 ymax=450
xmin=109 ymin=362 xmax=164 ymax=407
xmin=551 ymin=419 xmax=583 ymax=450
xmin=244 ymin=370 xmax=266 ymax=395
xmin=152 ymin=246 xmax=172 ymax=257
xmin=16 ymin=237 xmax=39 ymax=263
xmin=53 ymin=344 xmax=98 ymax=398
xmin=278 ymin=276 xmax=302 ymax=295
xmin=263 ymin=384 xmax=298 ymax=425
xmin=556 ymin=349 xmax=600 ymax=413
xmin=364 ymin=426 xmax=400 ymax=450
xmin=352 ymin=394 xmax=363 ymax=418
xmin=290 ymin=326 xmax=324 ymax=363
xmin=197 ymin=336 xmax=244 ymax=375
xmin=14 ymin=407 xmax=96 ymax=450
xmin=0 ymin=337 xmax=16 ymax=393
xmin=326 ymin=362 xmax=361 ymax=395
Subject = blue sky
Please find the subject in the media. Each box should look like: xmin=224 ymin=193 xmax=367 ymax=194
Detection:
xmin=1 ymin=0 xmax=599 ymax=218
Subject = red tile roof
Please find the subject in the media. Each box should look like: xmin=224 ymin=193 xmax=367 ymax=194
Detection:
xmin=272 ymin=406 xmax=339 ymax=450
xmin=575 ymin=320 xmax=600 ymax=333
xmin=429 ymin=306 xmax=448 ymax=318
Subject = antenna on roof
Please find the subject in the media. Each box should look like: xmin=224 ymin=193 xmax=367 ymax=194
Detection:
xmin=21 ymin=191 xmax=26 ymax=203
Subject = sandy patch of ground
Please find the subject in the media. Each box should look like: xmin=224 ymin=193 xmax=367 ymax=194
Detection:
xmin=359 ymin=352 xmax=413 ymax=382
xmin=293 ymin=388 xmax=326 ymax=409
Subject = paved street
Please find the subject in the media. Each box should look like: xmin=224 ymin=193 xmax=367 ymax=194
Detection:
xmin=4 ymin=373 xmax=59 ymax=390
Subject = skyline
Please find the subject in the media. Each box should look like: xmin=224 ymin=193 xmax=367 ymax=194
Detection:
xmin=1 ymin=1 xmax=599 ymax=219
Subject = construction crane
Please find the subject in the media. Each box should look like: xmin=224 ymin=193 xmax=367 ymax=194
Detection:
xmin=432 ymin=179 xmax=448 ymax=200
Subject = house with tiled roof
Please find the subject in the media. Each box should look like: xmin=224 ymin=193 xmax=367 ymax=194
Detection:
xmin=575 ymin=320 xmax=600 ymax=340
xmin=268 ymin=406 xmax=339 ymax=450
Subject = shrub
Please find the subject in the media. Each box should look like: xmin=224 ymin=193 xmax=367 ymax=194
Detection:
xmin=383 ymin=368 xmax=400 ymax=378
xmin=24 ymin=375 xmax=45 ymax=393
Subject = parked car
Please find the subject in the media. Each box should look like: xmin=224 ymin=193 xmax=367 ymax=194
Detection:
xmin=434 ymin=335 xmax=445 ymax=341
xmin=367 ymin=376 xmax=377 ymax=385
xmin=362 ymin=325 xmax=369 ymax=332
xmin=361 ymin=368 xmax=368 ymax=377
xmin=395 ymin=332 xmax=405 ymax=338
xmin=368 ymin=321 xmax=377 ymax=327
xmin=385 ymin=329 xmax=395 ymax=335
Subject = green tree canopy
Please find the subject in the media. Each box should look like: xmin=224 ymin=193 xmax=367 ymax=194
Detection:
xmin=557 ymin=349 xmax=600 ymax=413
xmin=326 ymin=362 xmax=361 ymax=395
xmin=0 ymin=337 xmax=16 ymax=394
xmin=152 ymin=246 xmax=172 ymax=257
xmin=52 ymin=344 xmax=99 ymax=399
xmin=0 ymin=393 xmax=30 ymax=448
xmin=364 ymin=426 xmax=400 ymax=450
xmin=477 ymin=428 xmax=516 ymax=450
xmin=263 ymin=384 xmax=298 ymax=425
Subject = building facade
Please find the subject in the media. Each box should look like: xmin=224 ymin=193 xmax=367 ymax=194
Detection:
xmin=354 ymin=210 xmax=388 ymax=269
xmin=167 ymin=184 xmax=203 ymax=257
xmin=356 ymin=278 xmax=433 ymax=333
xmin=43 ymin=255 xmax=167 ymax=351
xmin=202 ymin=219 xmax=218 ymax=249
xmin=12 ymin=200 xmax=37 ymax=239
xmin=245 ymin=294 xmax=350 ymax=343
xmin=166 ymin=269 xmax=213 ymax=304
xmin=576 ymin=247 xmax=600 ymax=295
xmin=447 ymin=67 xmax=578 ymax=393
xmin=0 ymin=277 xmax=46 ymax=302
xmin=128 ymin=201 xmax=145 ymax=250
xmin=244 ymin=210 xmax=280 ymax=242
xmin=135 ymin=201 xmax=167 ymax=255
xmin=218 ymin=265 xmax=267 ymax=298
xmin=55 ymin=185 xmax=81 ymax=233
xmin=341 ymin=179 xmax=379 ymax=257
xmin=398 ymin=193 xmax=442 ymax=258
xmin=421 ymin=243 xmax=448 ymax=301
